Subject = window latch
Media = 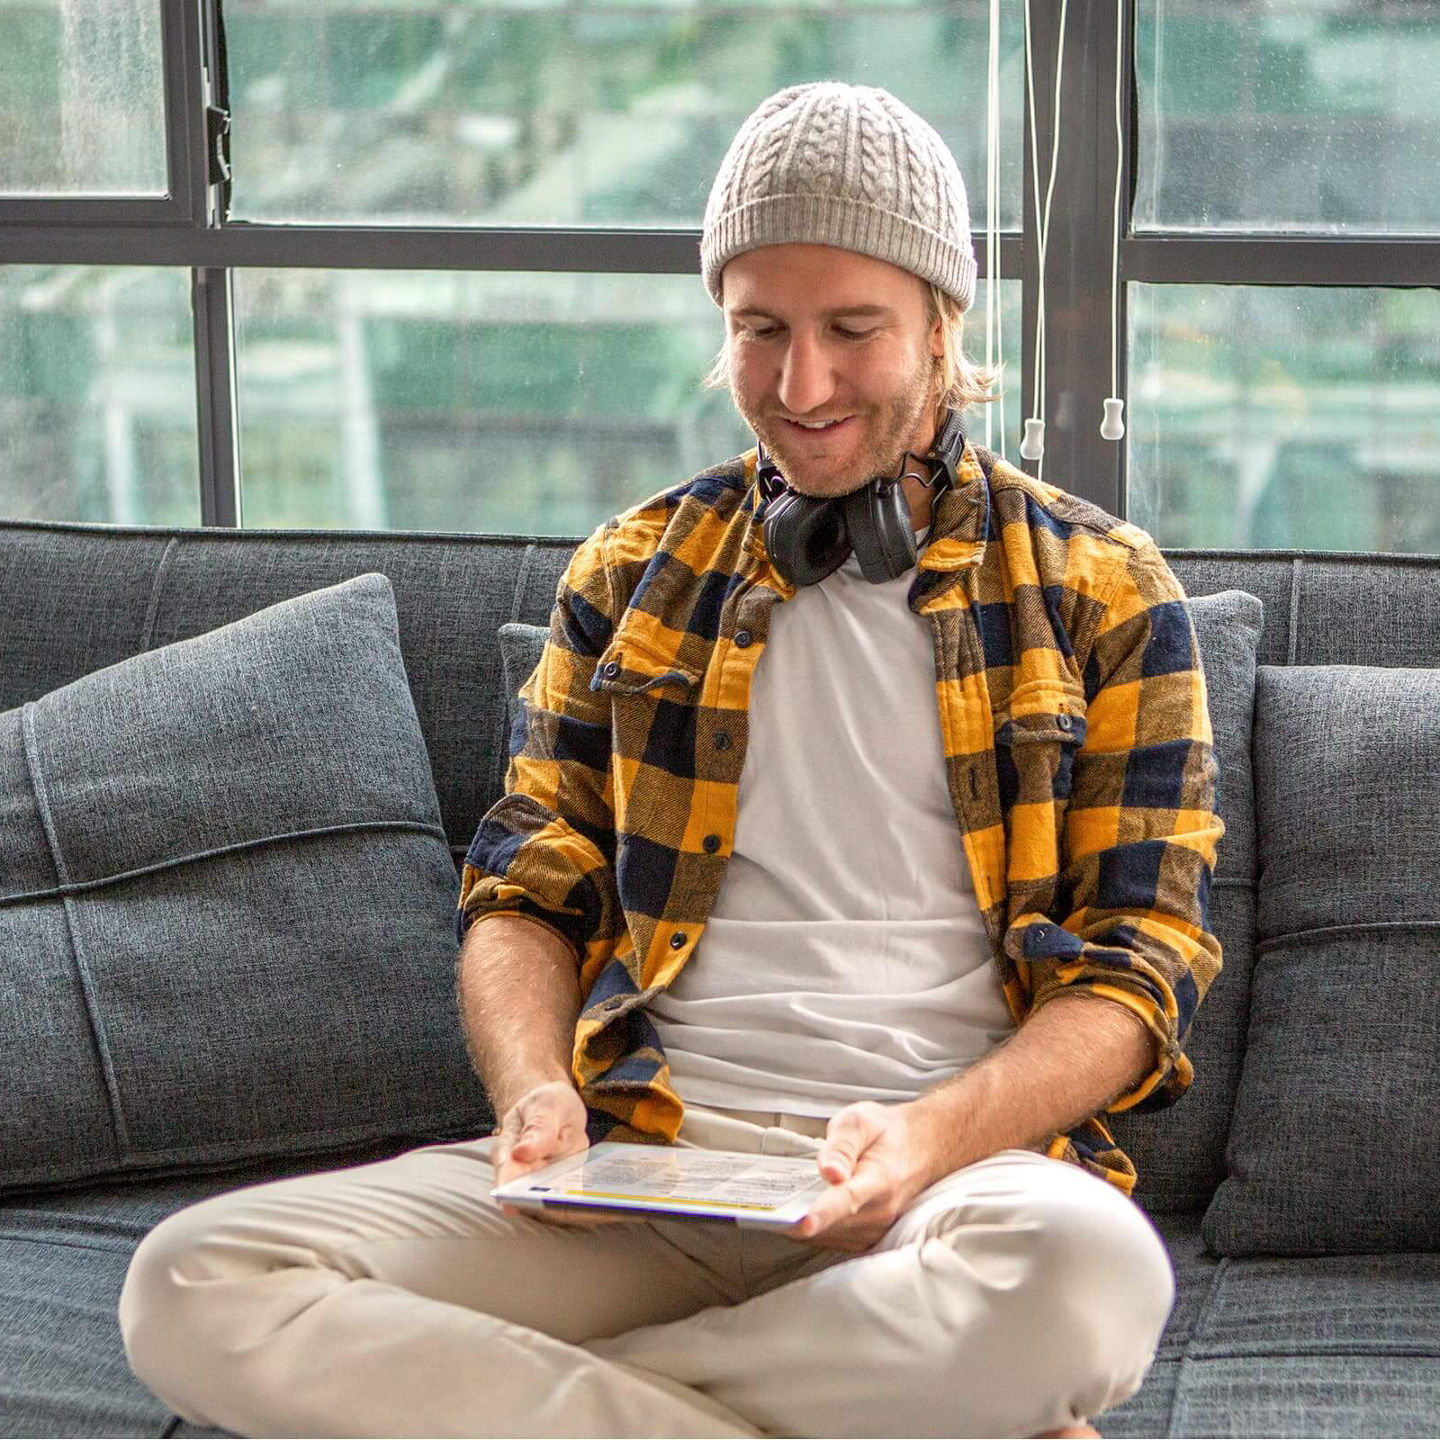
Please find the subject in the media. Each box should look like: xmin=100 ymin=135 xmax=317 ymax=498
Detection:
xmin=206 ymin=104 xmax=232 ymax=187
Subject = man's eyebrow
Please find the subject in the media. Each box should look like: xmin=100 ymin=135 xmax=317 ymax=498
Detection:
xmin=730 ymin=304 xmax=895 ymax=321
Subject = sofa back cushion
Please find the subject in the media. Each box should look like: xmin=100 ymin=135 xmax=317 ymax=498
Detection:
xmin=3 ymin=522 xmax=1437 ymax=880
xmin=1203 ymin=662 xmax=1440 ymax=1254
xmin=0 ymin=574 xmax=491 ymax=1194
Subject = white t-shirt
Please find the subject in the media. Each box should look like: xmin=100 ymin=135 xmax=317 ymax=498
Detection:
xmin=646 ymin=523 xmax=1016 ymax=1117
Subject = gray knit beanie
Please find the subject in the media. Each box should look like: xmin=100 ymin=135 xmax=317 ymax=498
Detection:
xmin=701 ymin=82 xmax=977 ymax=313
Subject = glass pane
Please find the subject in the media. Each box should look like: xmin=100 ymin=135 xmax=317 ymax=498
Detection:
xmin=1136 ymin=1 xmax=1440 ymax=234
xmin=0 ymin=266 xmax=199 ymax=524
xmin=225 ymin=0 xmax=1023 ymax=230
xmin=233 ymin=268 xmax=1020 ymax=535
xmin=1127 ymin=285 xmax=1440 ymax=554
xmin=0 ymin=0 xmax=167 ymax=197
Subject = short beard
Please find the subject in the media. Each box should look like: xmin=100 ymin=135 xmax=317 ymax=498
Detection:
xmin=737 ymin=358 xmax=939 ymax=496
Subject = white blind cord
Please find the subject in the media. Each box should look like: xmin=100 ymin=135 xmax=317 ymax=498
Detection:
xmin=985 ymin=0 xmax=1005 ymax=457
xmin=1101 ymin=0 xmax=1127 ymax=443
xmin=1020 ymin=0 xmax=1067 ymax=479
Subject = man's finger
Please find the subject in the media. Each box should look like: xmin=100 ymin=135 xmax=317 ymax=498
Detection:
xmin=511 ymin=1112 xmax=555 ymax=1157
xmin=817 ymin=1106 xmax=881 ymax=1179
xmin=800 ymin=1179 xmax=860 ymax=1234
xmin=802 ymin=1156 xmax=894 ymax=1235
xmin=833 ymin=1160 xmax=891 ymax=1214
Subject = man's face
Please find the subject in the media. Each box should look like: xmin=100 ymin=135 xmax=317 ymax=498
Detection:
xmin=720 ymin=242 xmax=944 ymax=500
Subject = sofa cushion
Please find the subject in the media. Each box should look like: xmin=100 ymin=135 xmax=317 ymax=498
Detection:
xmin=1103 ymin=1212 xmax=1440 ymax=1437
xmin=1108 ymin=589 xmax=1263 ymax=1215
xmin=0 ymin=574 xmax=491 ymax=1195
xmin=1204 ymin=663 xmax=1440 ymax=1255
xmin=498 ymin=620 xmax=547 ymax=762
xmin=6 ymin=1182 xmax=1437 ymax=1440
xmin=0 ymin=1136 xmax=419 ymax=1439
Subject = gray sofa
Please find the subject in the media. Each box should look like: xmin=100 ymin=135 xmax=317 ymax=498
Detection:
xmin=1 ymin=506 xmax=1437 ymax=1439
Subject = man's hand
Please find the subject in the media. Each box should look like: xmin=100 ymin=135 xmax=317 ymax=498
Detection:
xmin=793 ymin=1101 xmax=936 ymax=1252
xmin=791 ymin=993 xmax=1159 ymax=1253
xmin=491 ymin=1080 xmax=632 ymax=1228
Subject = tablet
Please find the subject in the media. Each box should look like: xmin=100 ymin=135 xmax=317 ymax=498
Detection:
xmin=489 ymin=1142 xmax=831 ymax=1229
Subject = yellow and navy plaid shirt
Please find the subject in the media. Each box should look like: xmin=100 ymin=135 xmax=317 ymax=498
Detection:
xmin=460 ymin=439 xmax=1224 ymax=1195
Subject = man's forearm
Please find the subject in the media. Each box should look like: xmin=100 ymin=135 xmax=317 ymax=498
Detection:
xmin=455 ymin=914 xmax=582 ymax=1118
xmin=905 ymin=992 xmax=1156 ymax=1189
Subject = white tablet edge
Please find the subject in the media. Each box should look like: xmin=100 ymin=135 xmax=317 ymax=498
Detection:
xmin=490 ymin=1142 xmax=831 ymax=1228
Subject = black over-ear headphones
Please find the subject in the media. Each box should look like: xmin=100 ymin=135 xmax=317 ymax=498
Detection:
xmin=756 ymin=407 xmax=968 ymax=587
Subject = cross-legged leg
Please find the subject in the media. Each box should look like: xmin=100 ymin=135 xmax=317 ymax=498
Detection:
xmin=584 ymin=1144 xmax=1175 ymax=1439
xmin=118 ymin=1134 xmax=764 ymax=1439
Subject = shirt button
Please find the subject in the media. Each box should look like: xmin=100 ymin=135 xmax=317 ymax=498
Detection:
xmin=602 ymin=661 xmax=619 ymax=677
xmin=734 ymin=630 xmax=753 ymax=648
xmin=702 ymin=834 xmax=721 ymax=853
xmin=713 ymin=731 xmax=732 ymax=751
xmin=1057 ymin=715 xmax=1073 ymax=731
xmin=669 ymin=932 xmax=687 ymax=949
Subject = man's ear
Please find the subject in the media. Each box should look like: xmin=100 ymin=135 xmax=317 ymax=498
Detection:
xmin=929 ymin=309 xmax=945 ymax=359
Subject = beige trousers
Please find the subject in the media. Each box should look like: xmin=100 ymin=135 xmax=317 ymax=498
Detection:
xmin=117 ymin=1103 xmax=1174 ymax=1439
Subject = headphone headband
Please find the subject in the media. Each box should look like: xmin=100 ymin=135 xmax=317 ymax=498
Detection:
xmin=755 ymin=407 xmax=969 ymax=587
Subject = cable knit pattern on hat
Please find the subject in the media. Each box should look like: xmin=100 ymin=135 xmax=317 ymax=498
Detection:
xmin=701 ymin=81 xmax=977 ymax=312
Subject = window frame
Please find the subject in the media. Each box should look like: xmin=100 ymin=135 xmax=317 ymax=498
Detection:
xmin=0 ymin=0 xmax=207 ymax=229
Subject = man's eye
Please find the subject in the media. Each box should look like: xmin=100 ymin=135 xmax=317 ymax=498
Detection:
xmin=750 ymin=326 xmax=781 ymax=338
xmin=836 ymin=327 xmax=875 ymax=340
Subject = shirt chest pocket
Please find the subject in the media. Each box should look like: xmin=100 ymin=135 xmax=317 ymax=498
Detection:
xmin=590 ymin=630 xmax=703 ymax=833
xmin=590 ymin=634 xmax=702 ymax=699
xmin=993 ymin=679 xmax=1087 ymax=811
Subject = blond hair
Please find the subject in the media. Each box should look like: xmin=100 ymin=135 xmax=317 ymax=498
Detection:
xmin=702 ymin=282 xmax=1002 ymax=424
xmin=926 ymin=284 xmax=1002 ymax=416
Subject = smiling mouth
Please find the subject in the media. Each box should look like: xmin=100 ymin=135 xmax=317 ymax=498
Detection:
xmin=780 ymin=416 xmax=855 ymax=439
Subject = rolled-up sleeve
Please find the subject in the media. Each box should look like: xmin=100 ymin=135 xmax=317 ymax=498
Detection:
xmin=458 ymin=524 xmax=624 ymax=971
xmin=1005 ymin=536 xmax=1225 ymax=1113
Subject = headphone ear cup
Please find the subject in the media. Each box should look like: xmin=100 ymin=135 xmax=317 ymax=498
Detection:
xmin=763 ymin=489 xmax=852 ymax=587
xmin=843 ymin=481 xmax=918 ymax=584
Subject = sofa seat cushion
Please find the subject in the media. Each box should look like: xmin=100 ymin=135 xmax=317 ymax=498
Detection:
xmin=0 ymin=1137 xmax=420 ymax=1440
xmin=0 ymin=574 xmax=491 ymax=1195
xmin=1103 ymin=1212 xmax=1440 ymax=1438
xmin=4 ymin=1192 xmax=1437 ymax=1439
xmin=1204 ymin=663 xmax=1440 ymax=1255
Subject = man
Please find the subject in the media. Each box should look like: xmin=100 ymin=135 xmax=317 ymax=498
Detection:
xmin=119 ymin=82 xmax=1223 ymax=1439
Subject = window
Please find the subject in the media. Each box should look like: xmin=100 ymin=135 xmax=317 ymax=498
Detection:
xmin=0 ymin=0 xmax=168 ymax=195
xmin=0 ymin=264 xmax=199 ymax=524
xmin=1 ymin=1 xmax=1435 ymax=554
xmin=1127 ymin=0 xmax=1440 ymax=553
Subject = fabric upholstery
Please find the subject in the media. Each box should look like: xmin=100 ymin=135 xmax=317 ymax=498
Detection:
xmin=0 ymin=574 xmax=491 ymax=1194
xmin=1204 ymin=663 xmax=1440 ymax=1255
xmin=498 ymin=620 xmax=546 ymax=762
xmin=1105 ymin=1213 xmax=1440 ymax=1437
xmin=0 ymin=523 xmax=572 ymax=881
xmin=0 ymin=1136 xmax=419 ymax=1440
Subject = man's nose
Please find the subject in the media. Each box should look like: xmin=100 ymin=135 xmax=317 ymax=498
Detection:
xmin=776 ymin=334 xmax=837 ymax=415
